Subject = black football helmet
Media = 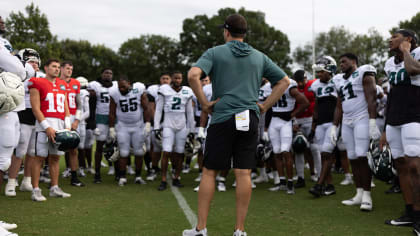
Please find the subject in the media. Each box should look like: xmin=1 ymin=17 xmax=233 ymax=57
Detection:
xmin=55 ymin=130 xmax=80 ymax=151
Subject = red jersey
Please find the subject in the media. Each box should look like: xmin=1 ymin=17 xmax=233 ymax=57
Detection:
xmin=295 ymin=79 xmax=316 ymax=119
xmin=28 ymin=77 xmax=68 ymax=120
xmin=64 ymin=78 xmax=81 ymax=115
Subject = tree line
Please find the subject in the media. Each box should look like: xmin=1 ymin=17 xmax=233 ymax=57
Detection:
xmin=4 ymin=3 xmax=420 ymax=84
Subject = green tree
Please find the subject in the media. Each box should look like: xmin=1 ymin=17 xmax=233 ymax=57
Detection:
xmin=293 ymin=26 xmax=387 ymax=76
xmin=5 ymin=3 xmax=61 ymax=63
xmin=58 ymin=39 xmax=120 ymax=80
xmin=391 ymin=12 xmax=420 ymax=38
xmin=119 ymin=35 xmax=185 ymax=85
xmin=180 ymin=7 xmax=292 ymax=74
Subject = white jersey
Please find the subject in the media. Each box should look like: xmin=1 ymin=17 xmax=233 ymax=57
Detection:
xmin=147 ymin=84 xmax=160 ymax=102
xmin=272 ymin=79 xmax=297 ymax=113
xmin=203 ymin=83 xmax=213 ymax=101
xmin=109 ymin=82 xmax=145 ymax=125
xmin=79 ymin=89 xmax=90 ymax=125
xmin=309 ymin=79 xmax=337 ymax=99
xmin=384 ymin=47 xmax=420 ymax=87
xmin=156 ymin=84 xmax=194 ymax=130
xmin=192 ymin=94 xmax=201 ymax=117
xmin=258 ymin=82 xmax=272 ymax=103
xmin=332 ymin=65 xmax=377 ymax=121
xmin=88 ymin=80 xmax=118 ymax=115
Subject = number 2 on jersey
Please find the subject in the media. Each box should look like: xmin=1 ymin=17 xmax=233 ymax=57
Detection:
xmin=171 ymin=97 xmax=181 ymax=110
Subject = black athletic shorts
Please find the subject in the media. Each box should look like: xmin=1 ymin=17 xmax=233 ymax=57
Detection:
xmin=203 ymin=110 xmax=259 ymax=170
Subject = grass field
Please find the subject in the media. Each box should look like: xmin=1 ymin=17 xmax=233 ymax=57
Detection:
xmin=0 ymin=156 xmax=412 ymax=236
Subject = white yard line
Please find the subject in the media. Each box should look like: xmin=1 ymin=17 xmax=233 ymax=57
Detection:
xmin=168 ymin=173 xmax=198 ymax=227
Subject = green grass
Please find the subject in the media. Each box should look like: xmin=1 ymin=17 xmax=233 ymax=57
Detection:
xmin=0 ymin=157 xmax=412 ymax=236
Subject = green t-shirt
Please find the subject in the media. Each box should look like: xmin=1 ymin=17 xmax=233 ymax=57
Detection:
xmin=193 ymin=40 xmax=287 ymax=124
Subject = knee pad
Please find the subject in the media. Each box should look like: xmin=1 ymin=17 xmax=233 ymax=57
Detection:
xmin=310 ymin=143 xmax=319 ymax=152
xmin=0 ymin=157 xmax=11 ymax=172
xmin=133 ymin=148 xmax=145 ymax=157
xmin=405 ymin=144 xmax=420 ymax=157
xmin=119 ymin=149 xmax=130 ymax=158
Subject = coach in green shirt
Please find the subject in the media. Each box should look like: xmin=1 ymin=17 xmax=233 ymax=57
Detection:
xmin=184 ymin=14 xmax=290 ymax=236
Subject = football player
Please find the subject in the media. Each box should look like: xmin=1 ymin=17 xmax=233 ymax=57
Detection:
xmin=267 ymin=79 xmax=310 ymax=194
xmin=146 ymin=72 xmax=171 ymax=181
xmin=154 ymin=71 xmax=195 ymax=190
xmin=109 ymin=76 xmax=151 ymax=186
xmin=292 ymin=70 xmax=321 ymax=186
xmin=331 ymin=53 xmax=380 ymax=211
xmin=75 ymin=77 xmax=90 ymax=177
xmin=307 ymin=56 xmax=338 ymax=197
xmin=87 ymin=68 xmax=117 ymax=183
xmin=5 ymin=49 xmax=41 ymax=197
xmin=0 ymin=15 xmax=27 ymax=234
xmin=380 ymin=29 xmax=420 ymax=234
xmin=59 ymin=61 xmax=85 ymax=187
xmin=29 ymin=58 xmax=72 ymax=201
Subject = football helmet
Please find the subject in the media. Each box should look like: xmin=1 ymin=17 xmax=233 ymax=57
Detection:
xmin=76 ymin=76 xmax=89 ymax=89
xmin=18 ymin=48 xmax=41 ymax=67
xmin=185 ymin=133 xmax=200 ymax=158
xmin=312 ymin=56 xmax=337 ymax=74
xmin=367 ymin=139 xmax=395 ymax=182
xmin=55 ymin=130 xmax=80 ymax=151
xmin=256 ymin=140 xmax=273 ymax=161
xmin=292 ymin=131 xmax=309 ymax=153
xmin=103 ymin=140 xmax=119 ymax=162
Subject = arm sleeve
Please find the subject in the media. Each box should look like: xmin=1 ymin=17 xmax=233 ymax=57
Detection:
xmin=154 ymin=94 xmax=164 ymax=130
xmin=263 ymin=55 xmax=287 ymax=86
xmin=186 ymin=97 xmax=195 ymax=131
xmin=0 ymin=47 xmax=26 ymax=80
xmin=192 ymin=49 xmax=214 ymax=77
xmin=81 ymin=95 xmax=90 ymax=121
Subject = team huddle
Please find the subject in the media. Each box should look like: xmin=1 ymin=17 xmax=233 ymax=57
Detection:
xmin=1 ymin=12 xmax=420 ymax=236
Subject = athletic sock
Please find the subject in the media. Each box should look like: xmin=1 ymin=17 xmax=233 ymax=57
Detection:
xmin=135 ymin=169 xmax=141 ymax=177
xmin=406 ymin=204 xmax=414 ymax=216
xmin=70 ymin=171 xmax=77 ymax=180
xmin=120 ymin=170 xmax=126 ymax=178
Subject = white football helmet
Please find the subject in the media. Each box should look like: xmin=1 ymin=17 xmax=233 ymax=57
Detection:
xmin=0 ymin=72 xmax=25 ymax=114
xmin=76 ymin=76 xmax=89 ymax=88
xmin=18 ymin=48 xmax=41 ymax=67
xmin=312 ymin=56 xmax=337 ymax=74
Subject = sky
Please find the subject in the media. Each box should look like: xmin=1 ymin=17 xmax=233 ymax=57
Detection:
xmin=0 ymin=0 xmax=419 ymax=53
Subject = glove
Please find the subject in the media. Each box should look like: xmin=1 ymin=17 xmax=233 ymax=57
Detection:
xmin=369 ymin=119 xmax=381 ymax=140
xmin=109 ymin=127 xmax=116 ymax=141
xmin=330 ymin=125 xmax=338 ymax=146
xmin=262 ymin=131 xmax=269 ymax=142
xmin=197 ymin=127 xmax=206 ymax=139
xmin=153 ymin=129 xmax=162 ymax=140
xmin=144 ymin=122 xmax=151 ymax=137
xmin=94 ymin=128 xmax=101 ymax=136
xmin=308 ymin=130 xmax=315 ymax=143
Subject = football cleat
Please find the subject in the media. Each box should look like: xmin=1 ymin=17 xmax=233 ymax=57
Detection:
xmin=217 ymin=182 xmax=226 ymax=192
xmin=172 ymin=178 xmax=184 ymax=188
xmin=158 ymin=181 xmax=167 ymax=191
xmin=309 ymin=184 xmax=323 ymax=197
xmin=93 ymin=174 xmax=102 ymax=184
xmin=0 ymin=221 xmax=17 ymax=230
xmin=295 ymin=177 xmax=305 ymax=188
xmin=385 ymin=213 xmax=413 ymax=226
xmin=5 ymin=180 xmax=16 ymax=197
xmin=193 ymin=185 xmax=200 ymax=192
xmin=31 ymin=189 xmax=47 ymax=202
xmin=62 ymin=168 xmax=71 ymax=178
xmin=413 ymin=222 xmax=420 ymax=236
xmin=253 ymin=174 xmax=269 ymax=184
xmin=0 ymin=225 xmax=18 ymax=236
xmin=194 ymin=173 xmax=202 ymax=182
xmin=323 ymin=184 xmax=336 ymax=196
xmin=342 ymin=196 xmax=362 ymax=206
xmin=19 ymin=179 xmax=33 ymax=192
xmin=127 ymin=166 xmax=135 ymax=175
xmin=286 ymin=181 xmax=295 ymax=195
xmin=146 ymin=170 xmax=157 ymax=181
xmin=78 ymin=168 xmax=86 ymax=177
xmin=49 ymin=186 xmax=71 ymax=198
xmin=233 ymin=229 xmax=247 ymax=236
xmin=107 ymin=166 xmax=115 ymax=175
xmin=183 ymin=227 xmax=207 ymax=236
xmin=340 ymin=174 xmax=353 ymax=185
xmin=135 ymin=177 xmax=146 ymax=185
xmin=71 ymin=178 xmax=85 ymax=187
xmin=118 ymin=178 xmax=127 ymax=186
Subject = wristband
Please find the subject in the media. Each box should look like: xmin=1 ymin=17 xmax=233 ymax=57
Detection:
xmin=369 ymin=119 xmax=376 ymax=127
xmin=64 ymin=116 xmax=71 ymax=129
xmin=40 ymin=120 xmax=51 ymax=130
xmin=75 ymin=110 xmax=82 ymax=121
